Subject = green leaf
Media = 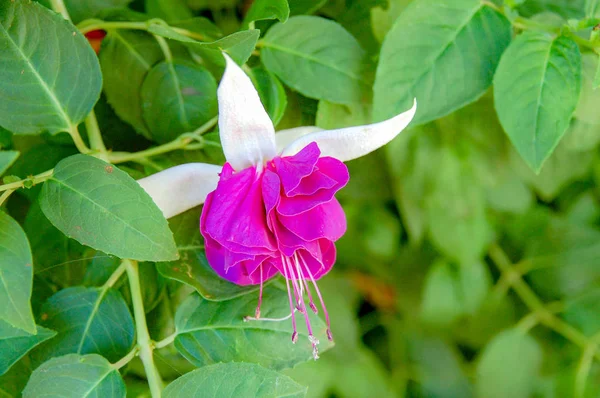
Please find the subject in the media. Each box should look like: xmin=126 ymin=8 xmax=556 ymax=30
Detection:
xmin=494 ymin=32 xmax=582 ymax=172
xmin=573 ymin=53 xmax=600 ymax=127
xmin=40 ymin=0 xmax=134 ymax=24
xmin=420 ymin=261 xmax=463 ymax=326
xmin=0 ymin=0 xmax=102 ymax=135
xmin=164 ymin=362 xmax=307 ymax=398
xmin=157 ymin=208 xmax=258 ymax=300
xmin=244 ymin=0 xmax=290 ymax=26
xmin=0 ymin=211 xmax=35 ymax=334
xmin=374 ymin=0 xmax=511 ymax=124
xmin=0 ymin=151 xmax=19 ymax=176
xmin=146 ymin=0 xmax=192 ymax=22
xmin=171 ymin=18 xmax=222 ymax=41
xmin=563 ymin=290 xmax=600 ymax=337
xmin=100 ymin=30 xmax=164 ymax=137
xmin=261 ymin=16 xmax=369 ymax=105
xmin=35 ymin=286 xmax=134 ymax=363
xmin=288 ymin=0 xmax=326 ymax=15
xmin=175 ymin=287 xmax=333 ymax=370
xmin=594 ymin=54 xmax=600 ymax=89
xmin=587 ymin=0 xmax=600 ymax=16
xmin=141 ymin=60 xmax=217 ymax=143
xmin=476 ymin=329 xmax=542 ymax=398
xmin=23 ymin=354 xmax=126 ymax=398
xmin=0 ymin=322 xmax=55 ymax=376
xmin=148 ymin=26 xmax=259 ymax=70
xmin=39 ymin=154 xmax=178 ymax=261
xmin=248 ymin=67 xmax=288 ymax=126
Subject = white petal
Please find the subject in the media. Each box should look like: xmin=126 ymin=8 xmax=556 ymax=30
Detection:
xmin=137 ymin=163 xmax=222 ymax=219
xmin=218 ymin=53 xmax=276 ymax=170
xmin=281 ymin=99 xmax=417 ymax=161
xmin=275 ymin=126 xmax=322 ymax=153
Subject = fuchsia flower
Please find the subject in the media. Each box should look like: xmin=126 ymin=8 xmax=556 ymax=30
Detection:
xmin=138 ymin=54 xmax=416 ymax=359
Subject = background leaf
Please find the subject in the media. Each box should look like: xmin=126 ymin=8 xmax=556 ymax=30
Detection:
xmin=0 ymin=211 xmax=35 ymax=334
xmin=374 ymin=0 xmax=511 ymax=124
xmin=34 ymin=286 xmax=134 ymax=363
xmin=23 ymin=354 xmax=126 ymax=398
xmin=163 ymin=362 xmax=307 ymax=398
xmin=0 ymin=0 xmax=101 ymax=135
xmin=261 ymin=16 xmax=369 ymax=105
xmin=174 ymin=287 xmax=333 ymax=370
xmin=494 ymin=32 xmax=582 ymax=172
xmin=243 ymin=0 xmax=290 ymax=26
xmin=0 ymin=322 xmax=55 ymax=376
xmin=0 ymin=151 xmax=19 ymax=176
xmin=39 ymin=154 xmax=178 ymax=261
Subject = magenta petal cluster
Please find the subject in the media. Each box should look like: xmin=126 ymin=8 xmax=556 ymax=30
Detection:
xmin=201 ymin=142 xmax=348 ymax=286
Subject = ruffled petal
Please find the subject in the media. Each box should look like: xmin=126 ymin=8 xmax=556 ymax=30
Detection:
xmin=279 ymin=198 xmax=347 ymax=242
xmin=281 ymin=98 xmax=417 ymax=162
xmin=218 ymin=53 xmax=277 ymax=170
xmin=272 ymin=142 xmax=320 ymax=195
xmin=137 ymin=163 xmax=221 ymax=219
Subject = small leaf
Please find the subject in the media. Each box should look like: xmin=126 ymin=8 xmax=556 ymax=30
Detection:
xmin=100 ymin=30 xmax=164 ymax=137
xmin=261 ymin=16 xmax=369 ymax=105
xmin=34 ymin=286 xmax=134 ymax=363
xmin=0 ymin=151 xmax=19 ymax=176
xmin=374 ymin=0 xmax=511 ymax=124
xmin=248 ymin=67 xmax=288 ymax=126
xmin=23 ymin=354 xmax=126 ymax=398
xmin=175 ymin=288 xmax=333 ymax=370
xmin=0 ymin=0 xmax=102 ymax=135
xmin=157 ymin=209 xmax=258 ymax=301
xmin=0 ymin=211 xmax=35 ymax=334
xmin=476 ymin=329 xmax=542 ymax=398
xmin=141 ymin=60 xmax=217 ymax=143
xmin=163 ymin=362 xmax=307 ymax=398
xmin=243 ymin=0 xmax=290 ymax=26
xmin=494 ymin=32 xmax=582 ymax=172
xmin=148 ymin=26 xmax=259 ymax=70
xmin=39 ymin=154 xmax=178 ymax=261
xmin=0 ymin=322 xmax=55 ymax=376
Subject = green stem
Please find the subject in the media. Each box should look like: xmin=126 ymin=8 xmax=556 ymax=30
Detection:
xmin=77 ymin=19 xmax=208 ymax=41
xmin=0 ymin=189 xmax=14 ymax=207
xmin=48 ymin=0 xmax=71 ymax=20
xmin=0 ymin=169 xmax=54 ymax=192
xmin=85 ymin=111 xmax=109 ymax=162
xmin=125 ymin=260 xmax=163 ymax=397
xmin=112 ymin=346 xmax=139 ymax=370
xmin=153 ymin=34 xmax=174 ymax=63
xmin=154 ymin=332 xmax=177 ymax=349
xmin=575 ymin=343 xmax=597 ymax=398
xmin=69 ymin=125 xmax=91 ymax=154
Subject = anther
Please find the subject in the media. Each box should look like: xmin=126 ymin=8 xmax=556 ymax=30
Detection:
xmin=326 ymin=329 xmax=333 ymax=341
xmin=310 ymin=302 xmax=318 ymax=314
xmin=291 ymin=331 xmax=298 ymax=343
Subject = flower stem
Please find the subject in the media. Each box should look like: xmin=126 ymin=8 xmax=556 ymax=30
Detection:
xmin=77 ymin=19 xmax=209 ymax=41
xmin=112 ymin=346 xmax=139 ymax=370
xmin=85 ymin=111 xmax=109 ymax=162
xmin=124 ymin=259 xmax=163 ymax=397
xmin=69 ymin=124 xmax=91 ymax=154
xmin=154 ymin=332 xmax=177 ymax=349
xmin=153 ymin=34 xmax=173 ymax=63
xmin=0 ymin=169 xmax=54 ymax=192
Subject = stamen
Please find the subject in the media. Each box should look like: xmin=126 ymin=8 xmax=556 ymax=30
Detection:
xmin=244 ymin=310 xmax=295 ymax=322
xmin=282 ymin=256 xmax=298 ymax=343
xmin=255 ymin=264 xmax=264 ymax=319
xmin=285 ymin=255 xmax=319 ymax=359
xmin=299 ymin=255 xmax=334 ymax=341
xmin=294 ymin=253 xmax=318 ymax=314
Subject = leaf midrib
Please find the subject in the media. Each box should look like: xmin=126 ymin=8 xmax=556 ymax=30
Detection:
xmin=0 ymin=18 xmax=71 ymax=129
xmin=48 ymin=175 xmax=174 ymax=257
xmin=531 ymin=37 xmax=556 ymax=167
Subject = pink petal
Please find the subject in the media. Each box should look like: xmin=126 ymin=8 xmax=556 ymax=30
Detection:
xmin=272 ymin=142 xmax=320 ymax=195
xmin=278 ymin=198 xmax=347 ymax=242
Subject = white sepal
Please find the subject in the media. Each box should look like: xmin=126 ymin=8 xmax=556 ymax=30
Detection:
xmin=138 ymin=163 xmax=222 ymax=219
xmin=281 ymin=99 xmax=417 ymax=161
xmin=275 ymin=126 xmax=322 ymax=153
xmin=218 ymin=53 xmax=277 ymax=170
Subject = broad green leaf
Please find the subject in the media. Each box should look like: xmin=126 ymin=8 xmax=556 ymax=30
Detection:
xmin=518 ymin=0 xmax=586 ymax=18
xmin=587 ymin=0 xmax=600 ymax=16
xmin=157 ymin=208 xmax=258 ymax=300
xmin=494 ymin=32 xmax=582 ymax=172
xmin=23 ymin=354 xmax=126 ymax=398
xmin=476 ymin=329 xmax=542 ymax=398
xmin=41 ymin=0 xmax=134 ymax=24
xmin=141 ymin=60 xmax=217 ymax=143
xmin=172 ymin=17 xmax=222 ymax=41
xmin=563 ymin=290 xmax=600 ymax=337
xmin=288 ymin=0 xmax=327 ymax=15
xmin=175 ymin=287 xmax=333 ymax=370
xmin=337 ymin=0 xmax=385 ymax=53
xmin=148 ymin=25 xmax=259 ymax=69
xmin=0 ymin=211 xmax=35 ymax=334
xmin=573 ymin=53 xmax=600 ymax=127
xmin=164 ymin=362 xmax=307 ymax=398
xmin=0 ymin=151 xmax=18 ymax=176
xmin=248 ymin=67 xmax=288 ymax=126
xmin=594 ymin=54 xmax=600 ymax=88
xmin=370 ymin=0 xmax=412 ymax=43
xmin=0 ymin=357 xmax=32 ymax=397
xmin=420 ymin=261 xmax=463 ymax=326
xmin=100 ymin=30 xmax=164 ymax=137
xmin=0 ymin=322 xmax=55 ymax=376
xmin=0 ymin=0 xmax=102 ymax=135
xmin=374 ymin=0 xmax=511 ymax=124
xmin=243 ymin=0 xmax=290 ymax=26
xmin=39 ymin=154 xmax=178 ymax=261
xmin=34 ymin=286 xmax=134 ymax=363
xmin=25 ymin=202 xmax=87 ymax=289
xmin=261 ymin=16 xmax=369 ymax=105
xmin=146 ymin=0 xmax=192 ymax=22
xmin=316 ymin=101 xmax=371 ymax=129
